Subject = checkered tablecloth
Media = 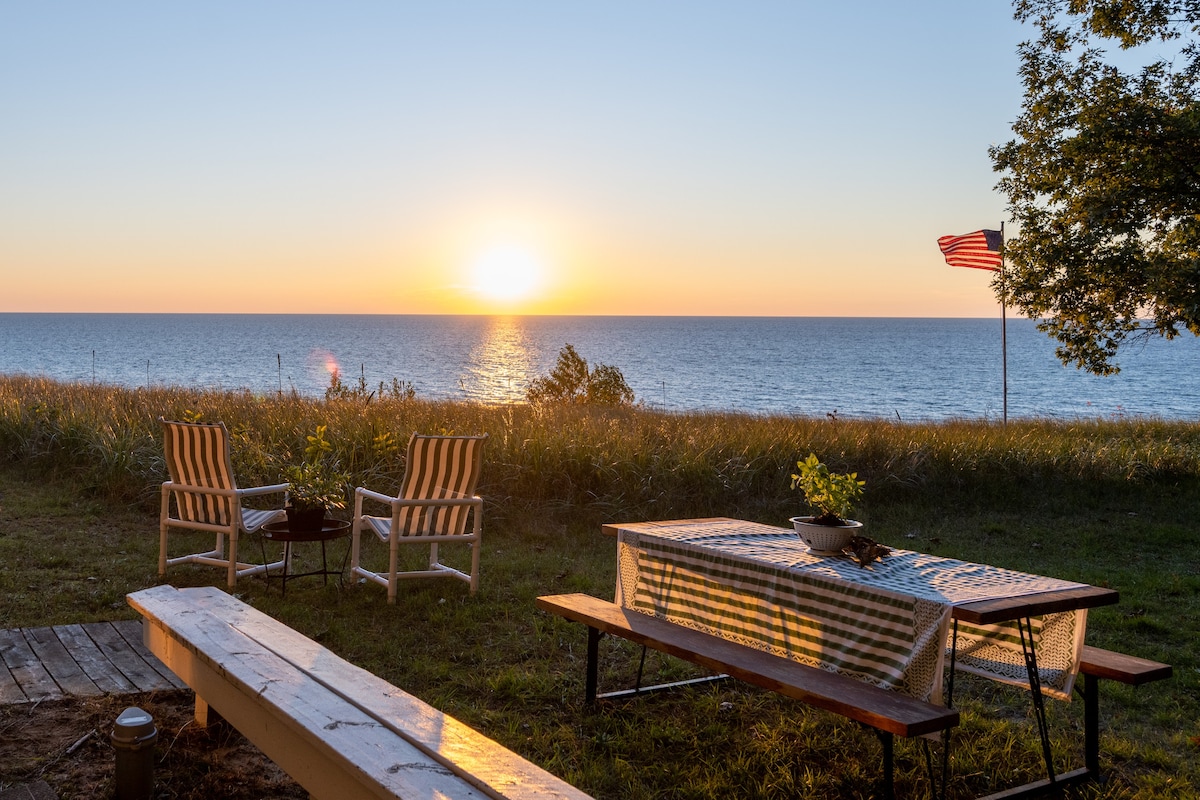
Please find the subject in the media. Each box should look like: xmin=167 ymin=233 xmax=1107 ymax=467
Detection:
xmin=613 ymin=519 xmax=1088 ymax=702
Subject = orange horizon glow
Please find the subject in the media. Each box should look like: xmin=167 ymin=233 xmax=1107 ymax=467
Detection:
xmin=0 ymin=208 xmax=1010 ymax=318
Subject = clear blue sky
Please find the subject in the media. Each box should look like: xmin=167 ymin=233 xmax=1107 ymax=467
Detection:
xmin=1 ymin=2 xmax=1028 ymax=316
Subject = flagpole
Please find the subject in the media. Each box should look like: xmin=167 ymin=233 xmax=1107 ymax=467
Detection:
xmin=1001 ymin=221 xmax=1008 ymax=427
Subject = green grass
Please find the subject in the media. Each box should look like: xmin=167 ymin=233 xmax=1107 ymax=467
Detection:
xmin=0 ymin=375 xmax=1197 ymax=798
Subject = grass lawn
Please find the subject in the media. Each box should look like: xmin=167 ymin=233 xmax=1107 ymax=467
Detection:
xmin=0 ymin=379 xmax=1197 ymax=798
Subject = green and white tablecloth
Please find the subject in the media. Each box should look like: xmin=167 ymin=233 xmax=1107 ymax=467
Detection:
xmin=614 ymin=519 xmax=1088 ymax=703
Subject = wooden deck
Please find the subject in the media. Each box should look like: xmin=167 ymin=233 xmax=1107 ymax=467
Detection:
xmin=0 ymin=619 xmax=186 ymax=704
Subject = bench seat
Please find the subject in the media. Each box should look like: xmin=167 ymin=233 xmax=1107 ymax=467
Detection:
xmin=537 ymin=592 xmax=958 ymax=799
xmin=129 ymin=585 xmax=592 ymax=800
xmin=1079 ymin=645 xmax=1172 ymax=685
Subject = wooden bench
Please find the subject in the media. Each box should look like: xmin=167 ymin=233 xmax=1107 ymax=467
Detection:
xmin=129 ymin=585 xmax=592 ymax=800
xmin=1077 ymin=645 xmax=1172 ymax=779
xmin=536 ymin=592 xmax=959 ymax=799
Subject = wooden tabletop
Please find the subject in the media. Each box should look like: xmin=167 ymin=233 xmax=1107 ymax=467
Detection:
xmin=951 ymin=585 xmax=1117 ymax=624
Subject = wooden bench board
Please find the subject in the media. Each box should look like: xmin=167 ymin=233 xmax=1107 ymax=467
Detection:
xmin=129 ymin=585 xmax=591 ymax=800
xmin=1078 ymin=645 xmax=1172 ymax=686
xmin=536 ymin=592 xmax=958 ymax=738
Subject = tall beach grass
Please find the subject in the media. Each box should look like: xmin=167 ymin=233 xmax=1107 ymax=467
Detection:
xmin=4 ymin=373 xmax=1199 ymax=524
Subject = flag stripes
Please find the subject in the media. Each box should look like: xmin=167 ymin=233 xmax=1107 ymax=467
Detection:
xmin=938 ymin=229 xmax=1003 ymax=271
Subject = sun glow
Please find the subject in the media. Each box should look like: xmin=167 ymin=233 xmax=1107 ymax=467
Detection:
xmin=469 ymin=244 xmax=543 ymax=303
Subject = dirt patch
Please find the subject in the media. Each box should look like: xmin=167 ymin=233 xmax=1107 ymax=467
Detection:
xmin=0 ymin=691 xmax=305 ymax=800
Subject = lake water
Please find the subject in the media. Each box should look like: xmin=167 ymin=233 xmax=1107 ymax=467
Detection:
xmin=1 ymin=313 xmax=1197 ymax=421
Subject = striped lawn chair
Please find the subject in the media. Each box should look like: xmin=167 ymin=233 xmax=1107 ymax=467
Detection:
xmin=159 ymin=418 xmax=288 ymax=588
xmin=351 ymin=433 xmax=487 ymax=602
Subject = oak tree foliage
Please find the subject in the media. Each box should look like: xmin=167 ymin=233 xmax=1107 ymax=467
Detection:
xmin=991 ymin=0 xmax=1200 ymax=374
xmin=525 ymin=344 xmax=636 ymax=406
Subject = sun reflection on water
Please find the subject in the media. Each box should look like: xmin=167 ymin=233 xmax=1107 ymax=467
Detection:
xmin=462 ymin=317 xmax=538 ymax=404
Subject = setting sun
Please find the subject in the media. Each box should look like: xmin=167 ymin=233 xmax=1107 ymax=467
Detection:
xmin=469 ymin=244 xmax=543 ymax=302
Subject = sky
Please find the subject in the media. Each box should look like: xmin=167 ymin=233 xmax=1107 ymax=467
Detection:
xmin=1 ymin=2 xmax=1031 ymax=317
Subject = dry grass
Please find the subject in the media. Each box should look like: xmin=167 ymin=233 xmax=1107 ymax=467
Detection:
xmin=0 ymin=691 xmax=305 ymax=799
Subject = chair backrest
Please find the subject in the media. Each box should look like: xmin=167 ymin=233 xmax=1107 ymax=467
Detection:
xmin=397 ymin=433 xmax=487 ymax=536
xmin=160 ymin=418 xmax=237 ymax=526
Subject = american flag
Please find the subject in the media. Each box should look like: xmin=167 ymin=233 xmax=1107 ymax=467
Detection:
xmin=937 ymin=229 xmax=1003 ymax=271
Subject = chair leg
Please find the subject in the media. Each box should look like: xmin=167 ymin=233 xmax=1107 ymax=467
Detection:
xmin=469 ymin=539 xmax=480 ymax=595
xmin=429 ymin=542 xmax=439 ymax=570
xmin=387 ymin=535 xmax=399 ymax=604
xmin=350 ymin=491 xmax=365 ymax=573
xmin=227 ymin=530 xmax=238 ymax=588
xmin=350 ymin=519 xmax=362 ymax=572
xmin=469 ymin=510 xmax=482 ymax=595
xmin=158 ymin=488 xmax=171 ymax=576
xmin=158 ymin=522 xmax=170 ymax=576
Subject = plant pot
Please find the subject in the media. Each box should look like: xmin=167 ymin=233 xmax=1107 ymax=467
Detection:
xmin=286 ymin=505 xmax=326 ymax=533
xmin=789 ymin=516 xmax=863 ymax=555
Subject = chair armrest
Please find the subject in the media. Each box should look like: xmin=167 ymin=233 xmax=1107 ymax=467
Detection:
xmin=237 ymin=483 xmax=289 ymax=499
xmin=162 ymin=481 xmax=237 ymax=498
xmin=356 ymin=487 xmax=399 ymax=506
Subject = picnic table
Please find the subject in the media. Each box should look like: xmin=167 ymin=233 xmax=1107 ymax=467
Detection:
xmin=607 ymin=517 xmax=1116 ymax=701
xmin=597 ymin=517 xmax=1129 ymax=799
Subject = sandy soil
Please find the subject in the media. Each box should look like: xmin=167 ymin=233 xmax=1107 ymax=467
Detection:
xmin=0 ymin=690 xmax=305 ymax=800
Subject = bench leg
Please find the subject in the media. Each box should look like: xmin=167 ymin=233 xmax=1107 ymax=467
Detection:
xmin=1083 ymin=673 xmax=1099 ymax=778
xmin=880 ymin=731 xmax=895 ymax=800
xmin=193 ymin=695 xmax=224 ymax=728
xmin=585 ymin=626 xmax=600 ymax=705
xmin=582 ymin=626 xmax=730 ymax=704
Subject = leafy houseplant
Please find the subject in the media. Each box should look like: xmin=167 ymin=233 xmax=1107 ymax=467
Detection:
xmin=282 ymin=426 xmax=350 ymax=532
xmin=789 ymin=453 xmax=865 ymax=553
xmin=790 ymin=453 xmax=864 ymax=526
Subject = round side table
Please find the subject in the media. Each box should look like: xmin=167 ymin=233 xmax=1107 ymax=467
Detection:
xmin=260 ymin=520 xmax=351 ymax=595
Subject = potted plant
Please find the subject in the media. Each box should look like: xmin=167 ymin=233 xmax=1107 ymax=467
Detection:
xmin=281 ymin=426 xmax=350 ymax=532
xmin=788 ymin=453 xmax=865 ymax=554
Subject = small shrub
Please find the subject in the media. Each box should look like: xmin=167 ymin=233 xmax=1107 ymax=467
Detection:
xmin=526 ymin=344 xmax=635 ymax=406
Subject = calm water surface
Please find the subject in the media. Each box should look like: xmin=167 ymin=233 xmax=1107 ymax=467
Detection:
xmin=1 ymin=313 xmax=1197 ymax=421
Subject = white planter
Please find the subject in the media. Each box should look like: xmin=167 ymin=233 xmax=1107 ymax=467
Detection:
xmin=789 ymin=516 xmax=862 ymax=555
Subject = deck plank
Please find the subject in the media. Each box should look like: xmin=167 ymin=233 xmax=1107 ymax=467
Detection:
xmin=21 ymin=627 xmax=104 ymax=697
xmin=84 ymin=622 xmax=176 ymax=692
xmin=0 ymin=620 xmax=193 ymax=705
xmin=0 ymin=627 xmax=62 ymax=701
xmin=0 ymin=646 xmax=28 ymax=704
xmin=111 ymin=619 xmax=187 ymax=689
xmin=51 ymin=624 xmax=139 ymax=694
